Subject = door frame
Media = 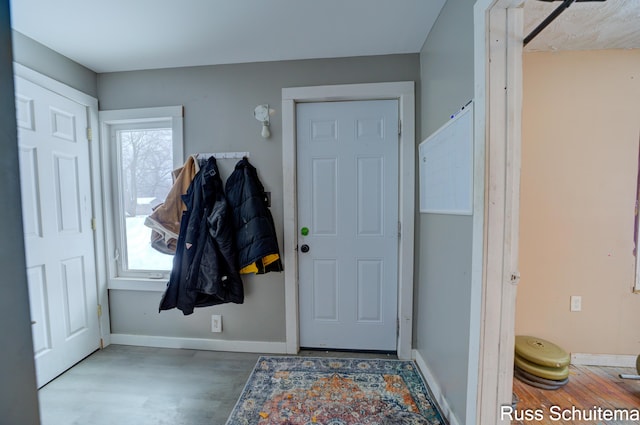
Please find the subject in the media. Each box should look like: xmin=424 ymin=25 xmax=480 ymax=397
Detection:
xmin=13 ymin=63 xmax=111 ymax=348
xmin=282 ymin=82 xmax=415 ymax=359
xmin=473 ymin=1 xmax=524 ymax=423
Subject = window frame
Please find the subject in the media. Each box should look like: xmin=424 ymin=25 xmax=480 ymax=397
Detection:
xmin=99 ymin=106 xmax=183 ymax=290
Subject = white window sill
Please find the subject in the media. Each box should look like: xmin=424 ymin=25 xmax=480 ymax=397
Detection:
xmin=108 ymin=278 xmax=168 ymax=292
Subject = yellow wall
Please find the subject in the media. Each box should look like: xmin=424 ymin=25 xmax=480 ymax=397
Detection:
xmin=517 ymin=49 xmax=640 ymax=355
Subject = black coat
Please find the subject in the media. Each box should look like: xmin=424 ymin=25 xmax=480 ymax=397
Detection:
xmin=225 ymin=158 xmax=283 ymax=274
xmin=159 ymin=157 xmax=244 ymax=315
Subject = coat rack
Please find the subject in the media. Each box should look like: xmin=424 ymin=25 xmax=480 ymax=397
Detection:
xmin=196 ymin=151 xmax=249 ymax=160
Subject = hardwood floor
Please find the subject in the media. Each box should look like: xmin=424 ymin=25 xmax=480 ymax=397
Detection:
xmin=511 ymin=364 xmax=640 ymax=425
xmin=38 ymin=345 xmax=395 ymax=425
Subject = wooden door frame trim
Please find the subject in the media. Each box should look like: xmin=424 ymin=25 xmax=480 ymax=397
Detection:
xmin=281 ymin=82 xmax=415 ymax=359
xmin=473 ymin=0 xmax=524 ymax=423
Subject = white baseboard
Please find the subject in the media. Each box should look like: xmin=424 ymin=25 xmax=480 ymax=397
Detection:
xmin=413 ymin=349 xmax=461 ymax=425
xmin=571 ymin=353 xmax=637 ymax=368
xmin=109 ymin=333 xmax=288 ymax=354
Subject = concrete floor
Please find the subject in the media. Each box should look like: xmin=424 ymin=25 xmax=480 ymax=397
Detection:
xmin=38 ymin=344 xmax=396 ymax=425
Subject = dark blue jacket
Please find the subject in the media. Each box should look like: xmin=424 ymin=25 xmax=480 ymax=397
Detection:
xmin=225 ymin=158 xmax=283 ymax=274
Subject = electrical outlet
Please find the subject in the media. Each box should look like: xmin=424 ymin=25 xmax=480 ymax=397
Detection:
xmin=211 ymin=315 xmax=222 ymax=332
xmin=570 ymin=296 xmax=582 ymax=312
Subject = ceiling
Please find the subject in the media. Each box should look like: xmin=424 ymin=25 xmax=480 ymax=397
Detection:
xmin=524 ymin=0 xmax=640 ymax=51
xmin=9 ymin=0 xmax=447 ymax=73
xmin=10 ymin=0 xmax=639 ymax=74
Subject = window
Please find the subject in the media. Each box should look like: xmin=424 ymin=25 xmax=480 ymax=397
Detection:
xmin=100 ymin=106 xmax=183 ymax=282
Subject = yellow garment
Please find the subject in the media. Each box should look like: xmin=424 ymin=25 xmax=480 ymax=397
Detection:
xmin=240 ymin=254 xmax=281 ymax=274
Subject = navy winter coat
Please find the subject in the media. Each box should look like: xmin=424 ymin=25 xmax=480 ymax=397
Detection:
xmin=225 ymin=158 xmax=283 ymax=274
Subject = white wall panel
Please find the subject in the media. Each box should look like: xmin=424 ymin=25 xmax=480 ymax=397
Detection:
xmin=15 ymin=95 xmax=35 ymax=130
xmin=54 ymin=154 xmax=81 ymax=233
xmin=312 ymin=260 xmax=338 ymax=321
xmin=27 ymin=265 xmax=51 ymax=356
xmin=311 ymin=158 xmax=338 ymax=236
xmin=357 ymin=157 xmax=384 ymax=236
xmin=18 ymin=146 xmax=42 ymax=238
xmin=61 ymin=257 xmax=88 ymax=337
xmin=50 ymin=108 xmax=76 ymax=142
xmin=356 ymin=117 xmax=384 ymax=140
xmin=311 ymin=119 xmax=338 ymax=142
xmin=356 ymin=259 xmax=383 ymax=322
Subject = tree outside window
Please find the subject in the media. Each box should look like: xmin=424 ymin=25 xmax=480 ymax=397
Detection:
xmin=117 ymin=127 xmax=174 ymax=271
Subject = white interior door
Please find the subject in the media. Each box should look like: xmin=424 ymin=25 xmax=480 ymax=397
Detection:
xmin=297 ymin=100 xmax=399 ymax=351
xmin=15 ymin=76 xmax=100 ymax=388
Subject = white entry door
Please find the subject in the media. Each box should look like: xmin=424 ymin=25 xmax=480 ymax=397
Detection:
xmin=297 ymin=100 xmax=399 ymax=351
xmin=15 ymin=76 xmax=100 ymax=388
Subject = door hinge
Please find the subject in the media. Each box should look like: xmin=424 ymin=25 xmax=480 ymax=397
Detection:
xmin=397 ymin=318 xmax=400 ymax=335
xmin=91 ymin=217 xmax=97 ymax=231
xmin=87 ymin=127 xmax=93 ymax=142
xmin=398 ymin=120 xmax=402 ymax=136
xmin=398 ymin=221 xmax=402 ymax=238
xmin=97 ymin=304 xmax=102 ymax=318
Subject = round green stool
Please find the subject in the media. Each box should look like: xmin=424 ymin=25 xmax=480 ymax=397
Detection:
xmin=515 ymin=335 xmax=570 ymax=369
xmin=515 ymin=365 xmax=569 ymax=387
xmin=514 ymin=354 xmax=570 ymax=381
xmin=636 ymin=354 xmax=640 ymax=375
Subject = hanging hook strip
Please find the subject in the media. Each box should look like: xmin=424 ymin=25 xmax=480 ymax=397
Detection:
xmin=197 ymin=151 xmax=249 ymax=160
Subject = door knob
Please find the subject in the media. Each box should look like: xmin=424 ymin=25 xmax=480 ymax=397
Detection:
xmin=300 ymin=244 xmax=310 ymax=253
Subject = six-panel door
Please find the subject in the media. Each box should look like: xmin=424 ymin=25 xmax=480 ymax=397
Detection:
xmin=297 ymin=100 xmax=399 ymax=351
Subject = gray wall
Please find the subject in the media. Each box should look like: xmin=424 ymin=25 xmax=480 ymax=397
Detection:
xmin=12 ymin=30 xmax=98 ymax=97
xmin=416 ymin=0 xmax=476 ymax=423
xmin=99 ymin=54 xmax=421 ymax=342
xmin=0 ymin=5 xmax=40 ymax=424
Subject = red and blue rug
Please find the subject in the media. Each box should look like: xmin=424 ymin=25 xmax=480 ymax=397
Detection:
xmin=225 ymin=356 xmax=445 ymax=425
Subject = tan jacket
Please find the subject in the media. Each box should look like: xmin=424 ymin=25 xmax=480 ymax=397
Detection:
xmin=144 ymin=155 xmax=199 ymax=254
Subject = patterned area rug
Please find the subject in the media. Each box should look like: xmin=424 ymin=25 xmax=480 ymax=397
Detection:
xmin=225 ymin=356 xmax=445 ymax=425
